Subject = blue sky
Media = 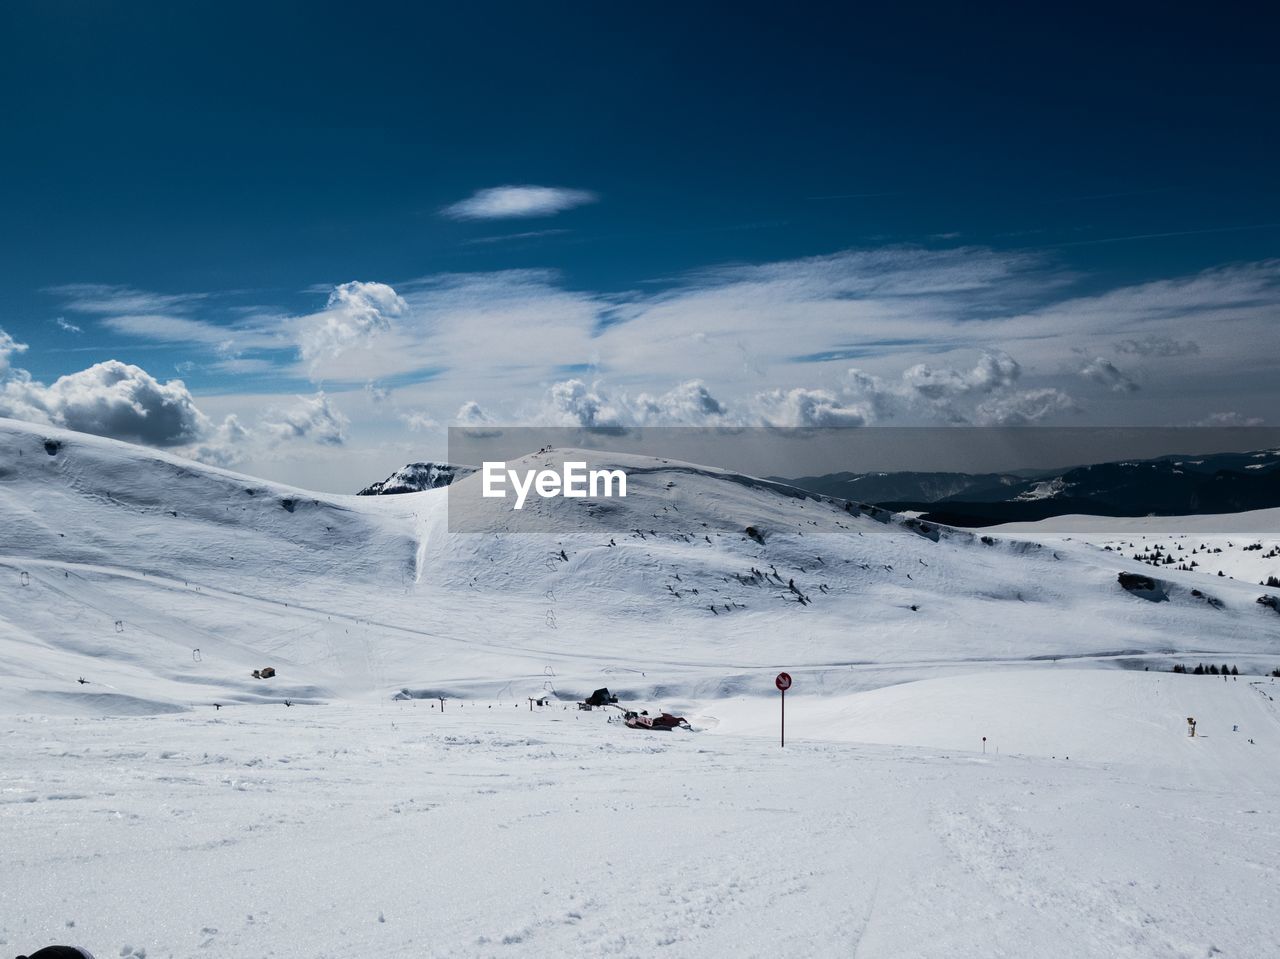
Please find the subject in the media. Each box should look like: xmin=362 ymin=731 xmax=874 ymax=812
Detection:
xmin=1 ymin=2 xmax=1277 ymax=490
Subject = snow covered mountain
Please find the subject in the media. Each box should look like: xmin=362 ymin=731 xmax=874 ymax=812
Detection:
xmin=3 ymin=416 xmax=1278 ymax=718
xmin=357 ymin=461 xmax=476 ymax=495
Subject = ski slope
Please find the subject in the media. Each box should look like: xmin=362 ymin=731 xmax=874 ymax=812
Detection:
xmin=3 ymin=417 xmax=1280 ymax=958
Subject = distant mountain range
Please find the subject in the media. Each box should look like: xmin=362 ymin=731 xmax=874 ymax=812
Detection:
xmin=357 ymin=448 xmax=1280 ymax=526
xmin=777 ymin=448 xmax=1280 ymax=526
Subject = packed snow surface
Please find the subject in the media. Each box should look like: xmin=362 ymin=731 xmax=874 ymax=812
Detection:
xmin=2 ymin=419 xmax=1279 ymax=957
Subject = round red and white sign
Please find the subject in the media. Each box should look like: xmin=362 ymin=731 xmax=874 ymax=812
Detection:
xmin=775 ymin=672 xmax=792 ymax=691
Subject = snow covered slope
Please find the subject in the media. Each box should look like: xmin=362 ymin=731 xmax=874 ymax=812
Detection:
xmin=5 ymin=418 xmax=1280 ymax=958
xmin=990 ymin=509 xmax=1280 ymax=587
xmin=3 ymin=673 xmax=1279 ymax=959
xmin=3 ymin=417 xmax=1279 ymax=717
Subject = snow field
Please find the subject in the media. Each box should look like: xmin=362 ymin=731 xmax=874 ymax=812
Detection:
xmin=3 ymin=419 xmax=1280 ymax=956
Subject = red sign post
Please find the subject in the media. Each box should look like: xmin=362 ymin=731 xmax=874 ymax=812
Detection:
xmin=775 ymin=672 xmax=792 ymax=747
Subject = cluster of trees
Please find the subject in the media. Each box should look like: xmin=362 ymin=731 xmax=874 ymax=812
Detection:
xmin=1121 ymin=543 xmax=1206 ymax=573
xmin=1171 ymin=663 xmax=1240 ymax=675
xmin=1105 ymin=539 xmax=1280 ymax=581
xmin=1242 ymin=542 xmax=1279 ymax=558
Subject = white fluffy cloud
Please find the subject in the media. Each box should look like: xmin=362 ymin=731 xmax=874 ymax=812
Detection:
xmin=633 ymin=381 xmax=729 ymax=425
xmin=753 ymin=387 xmax=871 ymax=428
xmin=454 ymin=400 xmax=492 ymax=427
xmin=294 ymin=281 xmax=407 ymax=372
xmin=456 ymin=354 xmax=1075 ymax=432
xmin=440 ymin=186 xmax=598 ymax=221
xmin=0 ymin=359 xmax=210 ymax=446
xmin=974 ymin=389 xmax=1078 ymax=425
xmin=260 ymin=393 xmax=349 ymax=447
xmin=187 ymin=414 xmax=252 ymax=467
xmin=533 ymin=378 xmax=734 ymax=429
xmin=0 ymin=325 xmax=356 ymax=465
xmin=901 ymin=351 xmax=1022 ymax=399
xmin=832 ymin=351 xmax=1074 ymax=425
xmin=182 ymin=394 xmax=353 ymax=467
xmin=541 ymin=379 xmax=625 ymax=428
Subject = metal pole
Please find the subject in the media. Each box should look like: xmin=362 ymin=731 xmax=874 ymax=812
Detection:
xmin=781 ymin=688 xmax=786 ymax=748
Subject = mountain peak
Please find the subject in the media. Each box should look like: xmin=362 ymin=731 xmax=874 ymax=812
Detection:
xmin=357 ymin=462 xmax=477 ymax=495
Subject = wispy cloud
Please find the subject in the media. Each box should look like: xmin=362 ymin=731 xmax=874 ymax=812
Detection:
xmin=1192 ymin=411 xmax=1265 ymax=427
xmin=209 ymin=357 xmax=280 ymax=375
xmin=54 ymin=317 xmax=82 ymax=334
xmin=1051 ymin=222 xmax=1280 ymax=248
xmin=463 ymin=228 xmax=571 ymax=245
xmin=101 ymin=313 xmax=280 ymax=352
xmin=440 ymin=185 xmax=598 ymax=221
xmin=1114 ymin=335 xmax=1199 ymax=357
xmin=47 ymin=283 xmax=209 ymax=315
xmin=806 ymin=191 xmax=901 ymax=201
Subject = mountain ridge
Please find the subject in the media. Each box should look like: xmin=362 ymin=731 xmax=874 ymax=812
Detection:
xmin=780 ymin=448 xmax=1280 ymax=525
